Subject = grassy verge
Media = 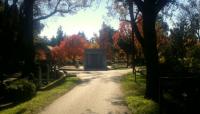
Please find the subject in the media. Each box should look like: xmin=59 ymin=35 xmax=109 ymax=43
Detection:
xmin=121 ymin=73 xmax=159 ymax=114
xmin=0 ymin=77 xmax=79 ymax=114
xmin=111 ymin=64 xmax=128 ymax=70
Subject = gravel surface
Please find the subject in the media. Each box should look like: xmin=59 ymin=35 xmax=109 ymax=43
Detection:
xmin=39 ymin=69 xmax=132 ymax=114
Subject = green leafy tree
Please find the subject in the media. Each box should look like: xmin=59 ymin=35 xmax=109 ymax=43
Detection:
xmin=99 ymin=22 xmax=115 ymax=60
xmin=55 ymin=26 xmax=64 ymax=44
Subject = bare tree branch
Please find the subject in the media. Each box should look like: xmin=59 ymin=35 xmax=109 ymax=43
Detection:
xmin=34 ymin=0 xmax=62 ymax=21
xmin=132 ymin=0 xmax=144 ymax=13
xmin=134 ymin=9 xmax=139 ymax=22
xmin=128 ymin=1 xmax=144 ymax=47
xmin=33 ymin=0 xmax=90 ymax=22
xmin=155 ymin=0 xmax=172 ymax=14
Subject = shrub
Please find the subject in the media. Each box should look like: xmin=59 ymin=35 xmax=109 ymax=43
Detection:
xmin=5 ymin=79 xmax=36 ymax=102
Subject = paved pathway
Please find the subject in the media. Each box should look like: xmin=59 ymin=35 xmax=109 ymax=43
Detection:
xmin=39 ymin=69 xmax=132 ymax=114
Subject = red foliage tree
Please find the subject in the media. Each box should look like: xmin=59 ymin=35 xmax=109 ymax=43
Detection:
xmin=63 ymin=34 xmax=89 ymax=63
xmin=51 ymin=34 xmax=89 ymax=65
xmin=51 ymin=45 xmax=66 ymax=66
xmin=113 ymin=21 xmax=143 ymax=66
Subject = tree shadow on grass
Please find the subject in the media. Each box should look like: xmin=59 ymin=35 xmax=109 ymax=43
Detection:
xmin=16 ymin=108 xmax=26 ymax=114
xmin=102 ymin=75 xmax=122 ymax=84
xmin=0 ymin=98 xmax=28 ymax=111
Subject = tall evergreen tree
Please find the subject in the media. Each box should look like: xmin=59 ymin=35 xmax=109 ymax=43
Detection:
xmin=55 ymin=26 xmax=64 ymax=44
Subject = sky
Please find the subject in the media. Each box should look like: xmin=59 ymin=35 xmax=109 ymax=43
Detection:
xmin=39 ymin=1 xmax=119 ymax=40
xmin=39 ymin=0 xmax=185 ymax=40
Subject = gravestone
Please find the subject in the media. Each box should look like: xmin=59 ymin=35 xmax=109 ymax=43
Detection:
xmin=84 ymin=49 xmax=107 ymax=70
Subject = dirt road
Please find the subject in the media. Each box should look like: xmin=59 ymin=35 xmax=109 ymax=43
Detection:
xmin=39 ymin=69 xmax=132 ymax=114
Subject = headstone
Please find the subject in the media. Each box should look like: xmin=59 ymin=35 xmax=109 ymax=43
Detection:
xmin=84 ymin=49 xmax=107 ymax=70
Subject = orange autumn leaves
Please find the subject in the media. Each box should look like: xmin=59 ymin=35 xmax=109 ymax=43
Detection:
xmin=51 ymin=34 xmax=89 ymax=64
xmin=50 ymin=17 xmax=169 ymax=64
xmin=112 ymin=20 xmax=142 ymax=57
xmin=113 ymin=21 xmax=132 ymax=48
xmin=113 ymin=16 xmax=169 ymax=57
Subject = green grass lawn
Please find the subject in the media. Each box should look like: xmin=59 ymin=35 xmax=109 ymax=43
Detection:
xmin=111 ymin=63 xmax=128 ymax=70
xmin=0 ymin=77 xmax=79 ymax=114
xmin=121 ymin=73 xmax=159 ymax=114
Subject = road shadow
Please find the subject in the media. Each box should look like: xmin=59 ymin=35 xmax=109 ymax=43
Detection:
xmin=81 ymin=109 xmax=98 ymax=114
xmin=78 ymin=76 xmax=98 ymax=86
xmin=102 ymin=75 xmax=122 ymax=84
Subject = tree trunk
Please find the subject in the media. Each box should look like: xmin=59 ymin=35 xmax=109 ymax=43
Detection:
xmin=126 ymin=53 xmax=129 ymax=68
xmin=128 ymin=2 xmax=137 ymax=78
xmin=143 ymin=8 xmax=159 ymax=102
xmin=22 ymin=0 xmax=35 ymax=77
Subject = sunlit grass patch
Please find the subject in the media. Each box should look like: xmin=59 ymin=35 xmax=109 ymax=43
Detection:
xmin=111 ymin=63 xmax=128 ymax=69
xmin=121 ymin=73 xmax=145 ymax=96
xmin=0 ymin=77 xmax=79 ymax=114
xmin=126 ymin=96 xmax=159 ymax=114
xmin=121 ymin=72 xmax=159 ymax=114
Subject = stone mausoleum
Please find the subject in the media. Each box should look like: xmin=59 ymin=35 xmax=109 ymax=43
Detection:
xmin=84 ymin=49 xmax=107 ymax=70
